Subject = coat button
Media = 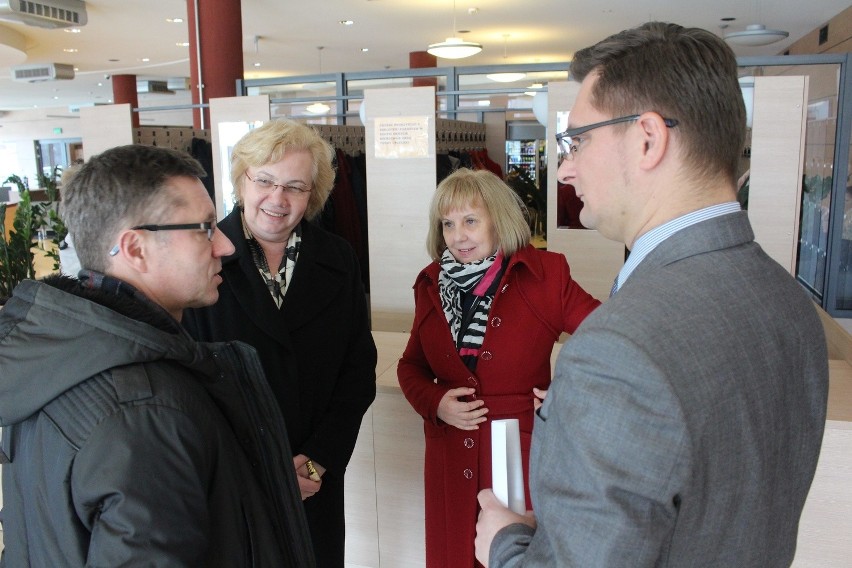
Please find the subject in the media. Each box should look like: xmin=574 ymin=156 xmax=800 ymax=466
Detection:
xmin=481 ymin=351 xmax=493 ymax=361
xmin=464 ymin=438 xmax=474 ymax=448
xmin=463 ymin=469 xmax=473 ymax=479
xmin=490 ymin=317 xmax=502 ymax=328
xmin=467 ymin=376 xmax=478 ymax=386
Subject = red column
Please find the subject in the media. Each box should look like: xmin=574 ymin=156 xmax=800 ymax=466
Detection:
xmin=186 ymin=0 xmax=244 ymax=128
xmin=409 ymin=51 xmax=438 ymax=89
xmin=111 ymin=74 xmax=139 ymax=128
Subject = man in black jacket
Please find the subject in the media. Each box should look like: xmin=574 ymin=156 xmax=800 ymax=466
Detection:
xmin=0 ymin=144 xmax=315 ymax=566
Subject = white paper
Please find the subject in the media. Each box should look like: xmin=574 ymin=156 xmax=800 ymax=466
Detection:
xmin=491 ymin=418 xmax=526 ymax=514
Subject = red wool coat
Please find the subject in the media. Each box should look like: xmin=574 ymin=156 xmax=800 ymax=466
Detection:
xmin=397 ymin=244 xmax=601 ymax=568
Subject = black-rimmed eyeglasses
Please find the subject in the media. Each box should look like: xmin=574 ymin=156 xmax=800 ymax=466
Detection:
xmin=108 ymin=222 xmax=216 ymax=256
xmin=555 ymin=114 xmax=679 ymax=160
xmin=245 ymin=171 xmax=311 ymax=196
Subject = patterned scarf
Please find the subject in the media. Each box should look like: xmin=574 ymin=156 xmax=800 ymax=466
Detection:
xmin=438 ymin=248 xmax=506 ymax=369
xmin=242 ymin=212 xmax=301 ymax=309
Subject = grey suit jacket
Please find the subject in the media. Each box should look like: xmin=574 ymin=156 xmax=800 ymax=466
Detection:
xmin=491 ymin=211 xmax=829 ymax=567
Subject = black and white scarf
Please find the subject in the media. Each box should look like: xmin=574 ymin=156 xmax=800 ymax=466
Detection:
xmin=438 ymin=248 xmax=506 ymax=369
xmin=242 ymin=212 xmax=301 ymax=309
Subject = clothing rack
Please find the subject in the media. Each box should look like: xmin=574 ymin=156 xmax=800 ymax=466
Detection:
xmin=436 ymin=118 xmax=487 ymax=153
xmin=133 ymin=126 xmax=210 ymax=152
xmin=313 ymin=124 xmax=365 ymax=156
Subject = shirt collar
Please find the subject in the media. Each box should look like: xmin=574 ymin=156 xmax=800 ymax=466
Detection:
xmin=615 ymin=202 xmax=741 ymax=292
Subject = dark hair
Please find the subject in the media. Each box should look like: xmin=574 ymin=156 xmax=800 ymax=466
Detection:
xmin=60 ymin=144 xmax=205 ymax=272
xmin=570 ymin=22 xmax=746 ymax=184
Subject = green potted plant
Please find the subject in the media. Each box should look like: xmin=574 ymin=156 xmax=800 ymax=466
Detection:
xmin=0 ymin=177 xmax=35 ymax=301
xmin=0 ymin=169 xmax=67 ymax=302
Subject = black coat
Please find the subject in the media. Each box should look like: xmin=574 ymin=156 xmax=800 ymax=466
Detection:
xmin=184 ymin=208 xmax=377 ymax=567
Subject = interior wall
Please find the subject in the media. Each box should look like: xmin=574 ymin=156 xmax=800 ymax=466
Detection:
xmin=749 ymin=76 xmax=810 ymax=274
xmin=365 ymin=87 xmax=436 ymax=333
xmin=545 ymin=81 xmax=625 ymax=301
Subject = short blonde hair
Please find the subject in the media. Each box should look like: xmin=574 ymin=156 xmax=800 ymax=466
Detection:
xmin=230 ymin=119 xmax=335 ymax=221
xmin=426 ymin=168 xmax=531 ymax=260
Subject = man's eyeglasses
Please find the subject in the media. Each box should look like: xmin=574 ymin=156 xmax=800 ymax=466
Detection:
xmin=108 ymin=222 xmax=215 ymax=256
xmin=555 ymin=114 xmax=679 ymax=161
xmin=245 ymin=171 xmax=311 ymax=196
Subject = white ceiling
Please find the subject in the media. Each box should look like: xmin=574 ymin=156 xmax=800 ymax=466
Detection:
xmin=0 ymin=0 xmax=848 ymax=113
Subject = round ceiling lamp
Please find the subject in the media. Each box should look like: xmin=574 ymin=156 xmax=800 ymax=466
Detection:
xmin=486 ymin=35 xmax=524 ymax=82
xmin=486 ymin=72 xmax=526 ymax=83
xmin=427 ymin=0 xmax=482 ymax=59
xmin=428 ymin=37 xmax=482 ymax=59
xmin=725 ymin=24 xmax=789 ymax=46
xmin=306 ymin=102 xmax=331 ymax=114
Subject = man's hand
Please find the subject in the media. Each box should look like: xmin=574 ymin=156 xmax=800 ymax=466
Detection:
xmin=475 ymin=489 xmax=536 ymax=567
xmin=293 ymin=454 xmax=324 ymax=500
xmin=437 ymin=387 xmax=489 ymax=430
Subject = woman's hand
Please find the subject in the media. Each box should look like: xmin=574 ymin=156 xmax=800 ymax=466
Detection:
xmin=437 ymin=387 xmax=488 ymax=430
xmin=533 ymin=387 xmax=548 ymax=411
xmin=293 ymin=454 xmax=324 ymax=500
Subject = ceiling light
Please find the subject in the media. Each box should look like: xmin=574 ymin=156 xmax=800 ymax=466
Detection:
xmin=167 ymin=18 xmax=184 ymax=23
xmin=64 ymin=28 xmax=81 ymax=33
xmin=725 ymin=24 xmax=789 ymax=46
xmin=487 ymin=34 xmax=525 ymax=83
xmin=254 ymin=62 xmax=261 ymax=67
xmin=360 ymin=47 xmax=369 ymax=52
xmin=427 ymin=0 xmax=482 ymax=59
xmin=339 ymin=20 xmax=354 ymax=26
xmin=486 ymin=72 xmax=526 ymax=83
xmin=428 ymin=37 xmax=482 ymax=59
xmin=176 ymin=42 xmax=189 ymax=47
xmin=306 ymin=102 xmax=331 ymax=114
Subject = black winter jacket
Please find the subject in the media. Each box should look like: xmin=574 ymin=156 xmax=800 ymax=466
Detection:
xmin=0 ymin=275 xmax=315 ymax=567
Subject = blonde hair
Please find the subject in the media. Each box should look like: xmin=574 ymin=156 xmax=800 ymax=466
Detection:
xmin=230 ymin=119 xmax=335 ymax=221
xmin=426 ymin=168 xmax=531 ymax=260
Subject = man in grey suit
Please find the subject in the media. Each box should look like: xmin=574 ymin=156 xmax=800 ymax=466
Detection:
xmin=475 ymin=22 xmax=829 ymax=567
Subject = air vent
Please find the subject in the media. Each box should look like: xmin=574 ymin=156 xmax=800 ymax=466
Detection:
xmin=0 ymin=0 xmax=88 ymax=29
xmin=10 ymin=63 xmax=75 ymax=82
xmin=136 ymin=80 xmax=175 ymax=95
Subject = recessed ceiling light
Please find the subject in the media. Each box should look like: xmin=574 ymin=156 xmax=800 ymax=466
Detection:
xmin=339 ymin=20 xmax=354 ymax=25
xmin=167 ymin=18 xmax=184 ymax=23
xmin=176 ymin=42 xmax=190 ymax=47
xmin=141 ymin=58 xmax=150 ymax=62
xmin=64 ymin=28 xmax=81 ymax=33
xmin=63 ymin=48 xmax=78 ymax=53
xmin=97 ymin=82 xmax=103 ymax=87
xmin=360 ymin=47 xmax=369 ymax=52
xmin=254 ymin=62 xmax=261 ymax=67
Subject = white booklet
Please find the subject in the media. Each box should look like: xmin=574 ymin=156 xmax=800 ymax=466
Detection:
xmin=491 ymin=418 xmax=526 ymax=514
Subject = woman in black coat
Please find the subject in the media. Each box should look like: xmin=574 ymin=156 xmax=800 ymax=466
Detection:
xmin=184 ymin=119 xmax=377 ymax=567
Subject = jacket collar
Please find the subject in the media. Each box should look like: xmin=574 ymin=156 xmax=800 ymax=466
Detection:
xmin=217 ymin=207 xmax=351 ymax=334
xmin=417 ymin=244 xmax=543 ymax=287
xmin=628 ymin=211 xmax=753 ymax=285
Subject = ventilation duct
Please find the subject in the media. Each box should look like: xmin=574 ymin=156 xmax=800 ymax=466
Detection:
xmin=136 ymin=80 xmax=176 ymax=95
xmin=0 ymin=0 xmax=87 ymax=29
xmin=10 ymin=62 xmax=74 ymax=82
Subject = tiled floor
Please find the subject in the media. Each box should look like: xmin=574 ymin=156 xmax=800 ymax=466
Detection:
xmin=2 ymin=332 xmax=850 ymax=566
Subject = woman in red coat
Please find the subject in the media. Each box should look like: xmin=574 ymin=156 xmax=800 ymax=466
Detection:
xmin=398 ymin=168 xmax=601 ymax=568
